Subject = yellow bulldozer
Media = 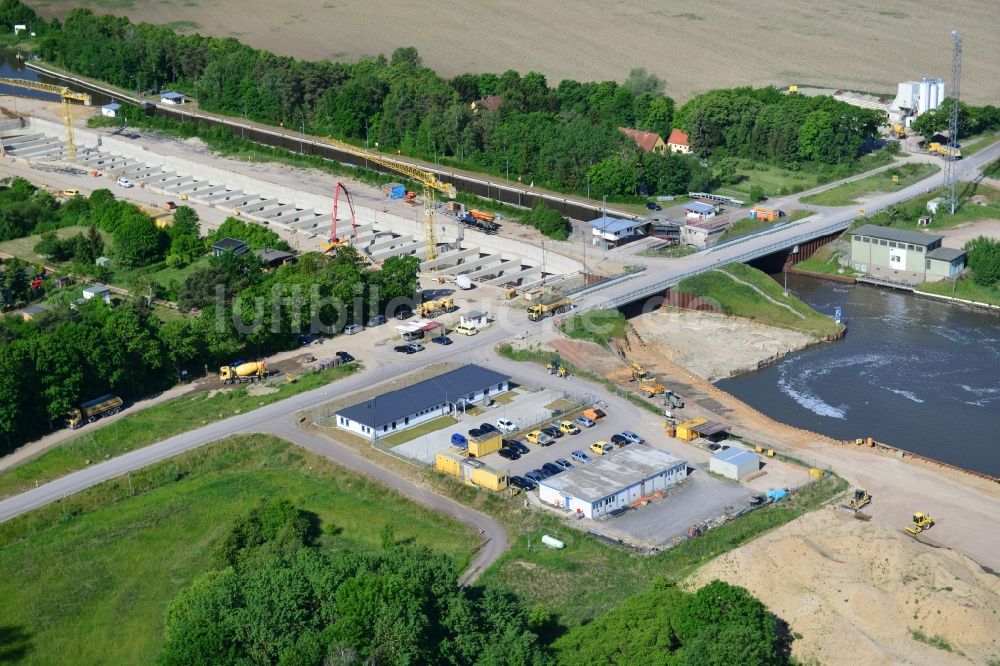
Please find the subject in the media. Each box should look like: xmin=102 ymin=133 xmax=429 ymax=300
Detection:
xmin=842 ymin=488 xmax=872 ymax=512
xmin=905 ymin=512 xmax=935 ymax=535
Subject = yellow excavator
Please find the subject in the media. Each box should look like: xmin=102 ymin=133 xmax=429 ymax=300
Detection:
xmin=842 ymin=488 xmax=872 ymax=512
xmin=0 ymin=77 xmax=92 ymax=158
xmin=905 ymin=512 xmax=935 ymax=535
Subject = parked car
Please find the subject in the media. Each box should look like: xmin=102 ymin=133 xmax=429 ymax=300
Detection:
xmin=574 ymin=416 xmax=596 ymax=428
xmin=431 ymin=335 xmax=453 ymax=345
xmin=454 ymin=323 xmax=478 ymax=336
xmin=393 ymin=345 xmax=416 ymax=354
xmin=706 ymin=442 xmax=720 ymax=451
xmin=559 ymin=420 xmax=581 ymax=435
xmin=335 ymin=351 xmax=354 ymax=363
xmin=509 ymin=475 xmax=535 ymax=490
xmin=117 ymin=177 xmax=134 ymax=188
xmin=621 ymin=431 xmax=645 ymax=445
xmin=394 ymin=308 xmax=413 ymax=320
xmin=505 ymin=440 xmax=529 ymax=455
xmin=496 ymin=418 xmax=517 ymax=433
xmin=402 ymin=330 xmax=424 ymax=341
xmin=468 ymin=428 xmax=482 ymax=438
xmin=344 ymin=323 xmax=364 ymax=335
xmin=590 ymin=440 xmax=614 ymax=456
xmin=611 ymin=434 xmax=629 ymax=447
xmin=541 ymin=426 xmax=563 ymax=439
xmin=525 ymin=430 xmax=544 ymax=445
xmin=408 ymin=343 xmax=425 ymax=352
xmin=525 ymin=470 xmax=545 ymax=483
xmin=367 ymin=314 xmax=387 ymax=327
xmin=571 ymin=450 xmax=592 ymax=464
xmin=477 ymin=423 xmax=496 ymax=435
xmin=645 ymin=202 xmax=662 ymax=211
xmin=450 ymin=433 xmax=468 ymax=448
xmin=542 ymin=462 xmax=562 ymax=476
xmin=554 ymin=458 xmax=573 ymax=470
xmin=498 ymin=448 xmax=519 ymax=461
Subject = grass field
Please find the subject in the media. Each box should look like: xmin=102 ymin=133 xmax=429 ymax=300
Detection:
xmin=983 ymin=157 xmax=1000 ymax=179
xmin=860 ymin=182 xmax=1000 ymax=232
xmin=378 ymin=414 xmax=457 ymax=446
xmin=716 ymin=209 xmax=812 ymax=243
xmin=960 ymin=131 xmax=1000 ymax=158
xmin=0 ymin=435 xmax=474 ymax=666
xmin=801 ymin=163 xmax=940 ymax=207
xmin=917 ymin=277 xmax=1000 ymax=307
xmin=558 ymin=309 xmax=628 ymax=347
xmin=0 ymin=226 xmax=111 ymax=265
xmin=793 ymin=245 xmax=859 ymax=277
xmin=677 ymin=263 xmax=843 ymax=337
xmin=32 ymin=1 xmax=1000 ymax=105
xmin=0 ymin=363 xmax=360 ymax=499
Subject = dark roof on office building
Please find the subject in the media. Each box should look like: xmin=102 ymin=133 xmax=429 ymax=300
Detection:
xmin=337 ymin=364 xmax=510 ymax=428
xmin=256 ymin=247 xmax=296 ymax=265
xmin=852 ymin=224 xmax=941 ymax=247
xmin=926 ymin=247 xmax=966 ymax=262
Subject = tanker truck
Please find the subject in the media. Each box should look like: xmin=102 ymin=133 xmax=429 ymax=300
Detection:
xmin=219 ymin=360 xmax=267 ymax=384
xmin=66 ymin=394 xmax=123 ymax=430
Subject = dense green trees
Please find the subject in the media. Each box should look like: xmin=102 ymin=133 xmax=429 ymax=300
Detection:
xmin=552 ymin=579 xmax=788 ymax=665
xmin=964 ymin=236 xmax=1000 ymax=287
xmin=910 ymin=99 xmax=1000 ymax=142
xmin=158 ymin=499 xmax=549 ymax=666
xmin=209 ymin=217 xmax=292 ymax=252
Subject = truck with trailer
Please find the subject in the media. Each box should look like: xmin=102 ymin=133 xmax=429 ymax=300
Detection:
xmin=219 ymin=360 xmax=267 ymax=384
xmin=418 ymin=297 xmax=458 ymax=318
xmin=928 ymin=142 xmax=962 ymax=160
xmin=66 ymin=394 xmax=123 ymax=429
xmin=458 ymin=211 xmax=499 ymax=233
xmin=527 ymin=297 xmax=572 ymax=322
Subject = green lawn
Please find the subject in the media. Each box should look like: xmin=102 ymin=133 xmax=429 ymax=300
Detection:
xmin=0 ymin=226 xmax=111 ymax=266
xmin=917 ymin=277 xmax=1000 ymax=307
xmin=378 ymin=414 xmax=458 ymax=446
xmin=983 ymin=157 xmax=1000 ymax=179
xmin=726 ymin=164 xmax=825 ymax=197
xmin=801 ymin=163 xmax=940 ymax=207
xmin=793 ymin=245 xmax=860 ymax=277
xmin=558 ymin=308 xmax=628 ymax=347
xmin=676 ymin=263 xmax=843 ymax=337
xmin=0 ymin=435 xmax=474 ymax=666
xmin=0 ymin=363 xmax=360 ymax=499
xmin=640 ymin=244 xmax=696 ymax=258
xmin=861 ymin=182 xmax=1000 ymax=232
xmin=111 ymin=254 xmax=212 ymax=294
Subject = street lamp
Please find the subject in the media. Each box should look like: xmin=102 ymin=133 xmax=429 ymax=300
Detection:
xmin=299 ymin=113 xmax=305 ymax=155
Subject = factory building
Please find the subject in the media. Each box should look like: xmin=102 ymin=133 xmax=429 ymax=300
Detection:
xmin=850 ymin=224 xmax=965 ymax=285
xmin=538 ymin=447 xmax=688 ymax=519
xmin=890 ymin=78 xmax=946 ymax=127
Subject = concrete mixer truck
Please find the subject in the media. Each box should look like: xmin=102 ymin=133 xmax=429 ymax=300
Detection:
xmin=219 ymin=360 xmax=267 ymax=384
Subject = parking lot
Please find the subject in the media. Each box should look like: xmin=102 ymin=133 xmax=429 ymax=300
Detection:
xmin=390 ymin=385 xmax=581 ymax=464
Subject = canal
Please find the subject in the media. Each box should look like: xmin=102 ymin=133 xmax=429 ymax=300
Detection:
xmin=717 ymin=274 xmax=1000 ymax=476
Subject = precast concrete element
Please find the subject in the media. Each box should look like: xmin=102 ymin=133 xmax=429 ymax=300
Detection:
xmin=371 ymin=240 xmax=425 ymax=262
xmin=237 ymin=198 xmax=280 ymax=214
xmin=258 ymin=203 xmax=300 ymax=219
xmin=486 ymin=265 xmax=541 ymax=286
xmin=420 ymin=247 xmax=480 ymax=271
xmin=467 ymin=258 xmax=524 ymax=280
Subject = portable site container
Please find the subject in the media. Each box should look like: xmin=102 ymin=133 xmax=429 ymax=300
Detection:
xmin=674 ymin=418 xmax=708 ymax=442
xmin=468 ymin=432 xmax=501 ymax=458
xmin=435 ymin=450 xmax=508 ymax=491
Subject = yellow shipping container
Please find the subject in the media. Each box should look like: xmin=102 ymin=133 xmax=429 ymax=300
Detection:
xmin=675 ymin=417 xmax=708 ymax=442
xmin=809 ymin=468 xmax=824 ymax=478
xmin=468 ymin=432 xmax=501 ymax=458
xmin=434 ymin=451 xmax=508 ymax=491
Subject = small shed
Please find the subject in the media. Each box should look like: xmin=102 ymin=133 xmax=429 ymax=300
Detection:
xmin=82 ymin=284 xmax=111 ymax=303
xmin=20 ymin=303 xmax=47 ymax=321
xmin=160 ymin=91 xmax=186 ymax=105
xmin=460 ymin=311 xmax=491 ymax=329
xmin=101 ymin=103 xmax=122 ymax=118
xmin=709 ymin=448 xmax=759 ymax=480
xmin=211 ymin=237 xmax=249 ymax=258
xmin=926 ymin=198 xmax=943 ymax=214
xmin=256 ymin=247 xmax=296 ymax=268
xmin=684 ymin=201 xmax=717 ymax=221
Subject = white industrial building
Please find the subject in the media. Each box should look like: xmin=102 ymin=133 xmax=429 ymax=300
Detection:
xmin=588 ymin=215 xmax=647 ymax=247
xmin=538 ymin=447 xmax=688 ymax=519
xmin=890 ymin=77 xmax=946 ymax=126
xmin=709 ymin=448 xmax=759 ymax=480
xmin=335 ymin=364 xmax=509 ymax=440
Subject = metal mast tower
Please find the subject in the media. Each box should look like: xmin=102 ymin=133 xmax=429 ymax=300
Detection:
xmin=945 ymin=30 xmax=962 ymax=214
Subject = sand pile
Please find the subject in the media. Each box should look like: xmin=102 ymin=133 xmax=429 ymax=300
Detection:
xmin=632 ymin=310 xmax=815 ymax=380
xmin=687 ymin=510 xmax=1000 ymax=665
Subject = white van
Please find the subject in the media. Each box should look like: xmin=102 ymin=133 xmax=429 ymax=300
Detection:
xmin=454 ymin=323 xmax=478 ymax=336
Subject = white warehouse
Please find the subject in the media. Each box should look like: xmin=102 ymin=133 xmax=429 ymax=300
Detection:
xmin=709 ymin=448 xmax=759 ymax=480
xmin=538 ymin=447 xmax=688 ymax=519
xmin=335 ymin=364 xmax=509 ymax=440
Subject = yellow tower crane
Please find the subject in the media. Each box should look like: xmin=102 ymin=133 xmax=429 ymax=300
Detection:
xmin=0 ymin=77 xmax=92 ymax=158
xmin=321 ymin=137 xmax=457 ymax=261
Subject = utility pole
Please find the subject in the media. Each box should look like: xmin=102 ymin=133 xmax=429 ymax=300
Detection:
xmin=945 ymin=30 xmax=962 ymax=214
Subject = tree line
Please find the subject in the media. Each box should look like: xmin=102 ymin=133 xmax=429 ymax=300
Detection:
xmin=4 ymin=0 xmax=897 ymax=202
xmin=157 ymin=498 xmax=792 ymax=665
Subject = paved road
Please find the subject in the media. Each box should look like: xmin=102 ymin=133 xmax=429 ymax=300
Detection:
xmin=575 ymin=139 xmax=1000 ymax=311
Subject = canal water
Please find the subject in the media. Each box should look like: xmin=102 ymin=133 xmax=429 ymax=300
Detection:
xmin=717 ymin=274 xmax=1000 ymax=476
